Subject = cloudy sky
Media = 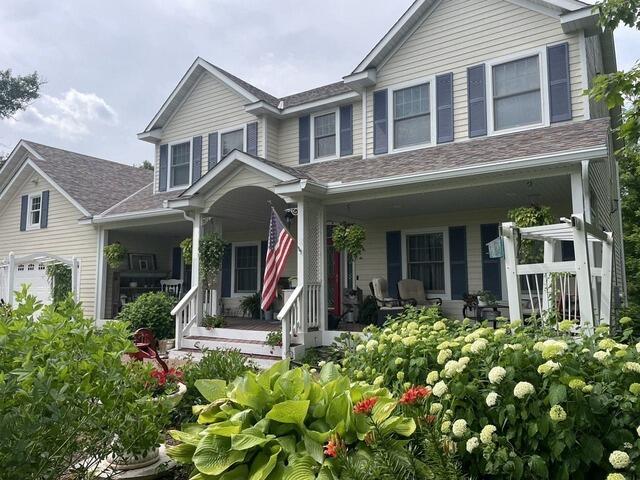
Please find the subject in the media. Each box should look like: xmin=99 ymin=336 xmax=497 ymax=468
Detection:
xmin=0 ymin=0 xmax=638 ymax=165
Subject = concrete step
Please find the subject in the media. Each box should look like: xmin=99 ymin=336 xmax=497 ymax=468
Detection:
xmin=182 ymin=335 xmax=285 ymax=357
xmin=189 ymin=326 xmax=274 ymax=342
xmin=168 ymin=347 xmax=282 ymax=369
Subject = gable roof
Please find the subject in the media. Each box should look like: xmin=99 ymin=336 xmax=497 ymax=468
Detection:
xmin=2 ymin=140 xmax=153 ymax=216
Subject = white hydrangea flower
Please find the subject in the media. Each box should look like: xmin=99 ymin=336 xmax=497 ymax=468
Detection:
xmin=318 ymin=361 xmax=326 ymax=367
xmin=549 ymin=405 xmax=567 ymax=422
xmin=609 ymin=450 xmax=631 ymax=469
xmin=366 ymin=339 xmax=379 ymax=352
xmin=537 ymin=360 xmax=561 ymax=376
xmin=452 ymin=419 xmax=468 ymax=438
xmin=466 ymin=436 xmax=480 ymax=453
xmin=437 ymin=349 xmax=453 ymax=365
xmin=356 ymin=344 xmax=365 ymax=353
xmin=606 ymin=474 xmax=626 ymax=480
xmin=623 ymin=362 xmax=640 ymax=374
xmin=485 ymin=391 xmax=499 ymax=407
xmin=458 ymin=356 xmax=470 ymax=366
xmin=593 ymin=350 xmax=610 ymax=362
xmin=402 ymin=336 xmax=417 ymax=347
xmin=430 ymin=402 xmax=443 ymax=415
xmin=433 ymin=320 xmax=446 ymax=331
xmin=426 ymin=370 xmax=439 ymax=385
xmin=470 ymin=338 xmax=489 ymax=354
xmin=541 ymin=339 xmax=568 ymax=359
xmin=513 ymin=381 xmax=535 ymax=399
xmin=432 ymin=381 xmax=448 ymax=397
xmin=636 ymin=342 xmax=640 ymax=353
xmin=441 ymin=420 xmax=451 ymax=433
xmin=480 ymin=424 xmax=497 ymax=444
xmin=488 ymin=366 xmax=507 ymax=384
xmin=373 ymin=375 xmax=384 ymax=386
xmin=637 ymin=425 xmax=640 ymax=437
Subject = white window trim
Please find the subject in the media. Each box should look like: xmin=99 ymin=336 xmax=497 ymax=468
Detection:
xmin=401 ymin=227 xmax=451 ymax=300
xmin=388 ymin=76 xmax=437 ymax=154
xmin=167 ymin=138 xmax=192 ymax=192
xmin=230 ymin=241 xmax=261 ymax=297
xmin=26 ymin=193 xmax=42 ymax=230
xmin=311 ymin=108 xmax=340 ymax=162
xmin=218 ymin=124 xmax=247 ymax=160
xmin=486 ymin=47 xmax=550 ymax=136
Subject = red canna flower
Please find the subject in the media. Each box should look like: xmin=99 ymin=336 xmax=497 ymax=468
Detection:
xmin=324 ymin=435 xmax=344 ymax=458
xmin=353 ymin=396 xmax=378 ymax=415
xmin=399 ymin=385 xmax=432 ymax=405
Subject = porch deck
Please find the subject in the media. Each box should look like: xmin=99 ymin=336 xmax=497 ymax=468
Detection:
xmin=221 ymin=316 xmax=366 ymax=333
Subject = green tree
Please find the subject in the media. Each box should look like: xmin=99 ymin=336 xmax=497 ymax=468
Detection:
xmin=589 ymin=1 xmax=640 ymax=312
xmin=0 ymin=69 xmax=42 ymax=119
xmin=138 ymin=159 xmax=154 ymax=171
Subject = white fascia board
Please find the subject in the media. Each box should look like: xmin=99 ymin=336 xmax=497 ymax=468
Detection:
xmin=0 ymin=159 xmax=91 ymax=217
xmin=279 ymin=91 xmax=361 ymax=117
xmin=136 ymin=128 xmax=163 ymax=143
xmin=165 ymin=197 xmax=205 ymax=210
xmin=274 ymin=179 xmax=327 ymax=198
xmin=324 ymin=146 xmax=608 ymax=195
xmin=90 ymin=208 xmax=181 ymax=224
xmin=561 ymin=7 xmax=599 ymax=34
xmin=244 ymin=101 xmax=281 ymax=116
xmin=342 ymin=70 xmax=377 ymax=89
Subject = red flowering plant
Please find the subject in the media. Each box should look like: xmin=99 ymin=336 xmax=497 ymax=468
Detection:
xmin=146 ymin=367 xmax=183 ymax=397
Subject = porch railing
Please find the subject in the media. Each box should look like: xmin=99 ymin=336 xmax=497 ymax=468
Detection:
xmin=277 ymin=282 xmax=321 ymax=359
xmin=171 ymin=285 xmax=199 ymax=349
xmin=203 ymin=289 xmax=217 ymax=317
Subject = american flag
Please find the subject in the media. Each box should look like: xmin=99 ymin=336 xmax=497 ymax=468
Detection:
xmin=261 ymin=208 xmax=295 ymax=311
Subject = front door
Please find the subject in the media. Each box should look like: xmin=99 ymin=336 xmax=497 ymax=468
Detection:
xmin=327 ymin=228 xmax=341 ymax=317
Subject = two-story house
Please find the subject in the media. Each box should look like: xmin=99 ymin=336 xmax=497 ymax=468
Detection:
xmin=0 ymin=0 xmax=623 ymax=362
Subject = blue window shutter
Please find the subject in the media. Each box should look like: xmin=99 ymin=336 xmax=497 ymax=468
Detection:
xmin=260 ymin=240 xmax=268 ymax=289
xmin=158 ymin=144 xmax=168 ymax=192
xmin=547 ymin=42 xmax=572 ymax=123
xmin=40 ymin=190 xmax=50 ymax=229
xmin=436 ymin=72 xmax=454 ymax=143
xmin=208 ymin=132 xmax=218 ymax=170
xmin=221 ymin=244 xmax=232 ymax=297
xmin=448 ymin=226 xmax=467 ymax=300
xmin=481 ymin=224 xmax=502 ymax=299
xmin=247 ymin=122 xmax=258 ymax=155
xmin=171 ymin=247 xmax=182 ymax=279
xmin=299 ymin=115 xmax=310 ymax=164
xmin=467 ymin=64 xmax=487 ymax=138
xmin=19 ymin=195 xmax=28 ymax=231
xmin=373 ymin=89 xmax=388 ymax=154
xmin=386 ymin=231 xmax=402 ymax=298
xmin=192 ymin=136 xmax=202 ymax=182
xmin=340 ymin=104 xmax=353 ymax=156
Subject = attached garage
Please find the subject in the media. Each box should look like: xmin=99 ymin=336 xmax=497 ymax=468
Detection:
xmin=14 ymin=262 xmax=51 ymax=305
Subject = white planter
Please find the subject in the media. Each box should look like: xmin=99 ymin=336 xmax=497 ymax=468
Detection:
xmin=158 ymin=338 xmax=175 ymax=354
xmin=477 ymin=300 xmax=487 ymax=307
xmin=109 ymin=447 xmax=160 ymax=471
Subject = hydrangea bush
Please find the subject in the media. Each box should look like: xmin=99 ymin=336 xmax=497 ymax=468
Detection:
xmin=340 ymin=307 xmax=640 ymax=479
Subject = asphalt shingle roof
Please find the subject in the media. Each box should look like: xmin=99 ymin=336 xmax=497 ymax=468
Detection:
xmin=280 ymin=82 xmax=354 ymax=108
xmin=24 ymin=141 xmax=153 ymax=215
xmin=105 ymin=185 xmax=178 ymax=215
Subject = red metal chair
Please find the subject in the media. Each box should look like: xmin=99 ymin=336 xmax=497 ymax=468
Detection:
xmin=128 ymin=328 xmax=168 ymax=372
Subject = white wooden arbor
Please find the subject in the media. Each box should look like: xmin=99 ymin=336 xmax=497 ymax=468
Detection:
xmin=0 ymin=252 xmax=80 ymax=305
xmin=501 ymin=213 xmax=613 ymax=330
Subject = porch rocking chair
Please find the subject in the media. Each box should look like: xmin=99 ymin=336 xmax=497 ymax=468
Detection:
xmin=397 ymin=279 xmax=443 ymax=309
xmin=369 ymin=277 xmax=404 ymax=326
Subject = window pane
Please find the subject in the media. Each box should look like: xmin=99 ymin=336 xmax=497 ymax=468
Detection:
xmin=221 ymin=129 xmax=244 ymax=157
xmin=406 ymin=233 xmax=445 ymax=292
xmin=394 ymin=114 xmax=430 ymax=148
xmin=315 ymin=135 xmax=336 ymax=158
xmin=314 ymin=113 xmax=335 ymax=137
xmin=170 ymin=142 xmax=190 ymax=187
xmin=235 ymin=245 xmax=258 ymax=292
xmin=394 ymin=84 xmax=429 ymax=120
xmin=493 ymin=56 xmax=542 ymax=130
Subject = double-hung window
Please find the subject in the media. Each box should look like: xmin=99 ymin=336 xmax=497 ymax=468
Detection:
xmin=492 ymin=55 xmax=542 ymax=131
xmin=234 ymin=245 xmax=258 ymax=293
xmin=313 ymin=112 xmax=336 ymax=159
xmin=406 ymin=232 xmax=445 ymax=293
xmin=221 ymin=129 xmax=244 ymax=158
xmin=169 ymin=141 xmax=191 ymax=188
xmin=393 ymin=83 xmax=430 ymax=149
xmin=28 ymin=194 xmax=41 ymax=229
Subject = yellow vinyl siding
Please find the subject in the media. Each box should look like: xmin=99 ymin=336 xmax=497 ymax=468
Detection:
xmin=366 ymin=0 xmax=586 ymax=156
xmin=154 ymin=72 xmax=262 ymax=189
xmin=0 ymin=171 xmax=98 ymax=316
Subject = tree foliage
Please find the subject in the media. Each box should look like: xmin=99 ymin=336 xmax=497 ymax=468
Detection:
xmin=0 ymin=69 xmax=42 ymax=119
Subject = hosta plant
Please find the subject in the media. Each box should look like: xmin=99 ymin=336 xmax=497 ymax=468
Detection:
xmin=340 ymin=308 xmax=640 ymax=479
xmin=166 ymin=360 xmax=416 ymax=479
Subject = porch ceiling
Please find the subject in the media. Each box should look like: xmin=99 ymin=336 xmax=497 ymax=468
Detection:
xmin=325 ymin=174 xmax=572 ymax=221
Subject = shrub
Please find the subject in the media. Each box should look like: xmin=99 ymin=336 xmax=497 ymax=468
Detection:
xmin=167 ymin=360 xmax=420 ymax=478
xmin=240 ymin=292 xmax=261 ymax=319
xmin=0 ymin=287 xmax=170 ymax=479
xmin=340 ymin=308 xmax=640 ymax=479
xmin=117 ymin=291 xmax=177 ymax=339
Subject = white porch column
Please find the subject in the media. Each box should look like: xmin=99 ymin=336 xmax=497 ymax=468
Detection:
xmin=191 ymin=211 xmax=203 ymax=321
xmin=502 ymin=223 xmax=522 ymax=321
xmin=572 ymin=214 xmax=595 ymax=330
xmin=71 ymin=256 xmax=79 ymax=301
xmin=296 ymin=200 xmax=308 ymax=334
xmin=94 ymin=227 xmax=108 ymax=321
xmin=7 ymin=252 xmax=15 ymax=306
xmin=542 ymin=240 xmax=558 ymax=313
xmin=600 ymin=232 xmax=614 ymax=325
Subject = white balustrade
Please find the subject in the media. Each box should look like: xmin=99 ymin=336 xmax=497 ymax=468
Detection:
xmin=171 ymin=285 xmax=199 ymax=349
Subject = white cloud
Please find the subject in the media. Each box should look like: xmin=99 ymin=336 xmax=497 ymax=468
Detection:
xmin=4 ymin=89 xmax=118 ymax=139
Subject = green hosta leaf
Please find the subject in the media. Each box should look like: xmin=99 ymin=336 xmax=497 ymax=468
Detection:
xmin=303 ymin=432 xmax=325 ymax=464
xmin=219 ymin=465 xmax=250 ymax=480
xmin=195 ymin=379 xmax=228 ymax=403
xmin=182 ymin=423 xmax=207 ymax=435
xmin=326 ymin=393 xmax=350 ymax=428
xmin=303 ymin=427 xmax=331 ymax=444
xmin=257 ymin=358 xmax=290 ymax=389
xmin=229 ymin=373 xmax=269 ymax=412
xmin=248 ymin=447 xmax=280 ymax=480
xmin=165 ymin=442 xmax=196 ymax=464
xmin=193 ymin=435 xmax=245 ymax=475
xmin=198 ymin=401 xmax=226 ymax=424
xmin=380 ymin=416 xmax=416 ymax=437
xmin=372 ymin=398 xmax=397 ymax=425
xmin=319 ymin=362 xmax=341 ymax=384
xmin=205 ymin=420 xmax=242 ymax=437
xmin=266 ymin=400 xmax=310 ymax=426
xmin=548 ymin=384 xmax=567 ymax=406
xmin=283 ymin=454 xmax=318 ymax=480
xmin=276 ymin=434 xmax=297 ymax=454
xmin=274 ymin=367 xmax=307 ymax=400
xmin=169 ymin=429 xmax=202 ymax=446
xmin=231 ymin=429 xmax=272 ymax=451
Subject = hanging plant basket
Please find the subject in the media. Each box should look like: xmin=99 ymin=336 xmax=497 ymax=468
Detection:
xmin=103 ymin=243 xmax=127 ymax=270
xmin=332 ymin=223 xmax=366 ymax=260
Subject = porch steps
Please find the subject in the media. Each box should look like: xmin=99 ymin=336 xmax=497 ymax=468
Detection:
xmin=168 ymin=347 xmax=282 ymax=369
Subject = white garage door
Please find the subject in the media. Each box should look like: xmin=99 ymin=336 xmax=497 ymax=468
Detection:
xmin=15 ymin=262 xmax=51 ymax=305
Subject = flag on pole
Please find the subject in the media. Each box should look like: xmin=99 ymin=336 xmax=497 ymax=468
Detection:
xmin=261 ymin=208 xmax=295 ymax=311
